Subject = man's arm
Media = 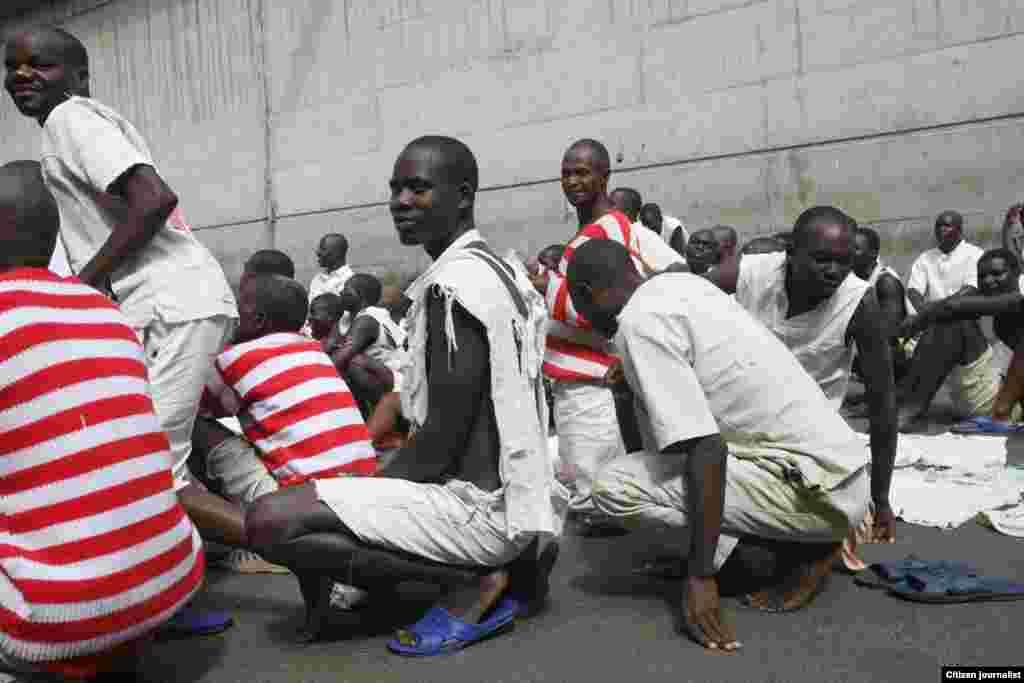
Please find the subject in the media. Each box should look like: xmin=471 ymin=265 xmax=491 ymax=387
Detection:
xmin=78 ymin=166 xmax=178 ymax=288
xmin=847 ymin=290 xmax=897 ymax=541
xmin=993 ymin=342 xmax=1024 ymax=421
xmin=1003 ymin=204 xmax=1024 ymax=258
xmin=330 ymin=316 xmax=380 ymax=372
xmin=874 ymin=273 xmax=908 ymax=339
xmin=663 ymin=434 xmax=728 ymax=577
xmin=905 ymin=259 xmax=927 ymax=313
xmin=376 ymin=292 xmax=487 ymax=482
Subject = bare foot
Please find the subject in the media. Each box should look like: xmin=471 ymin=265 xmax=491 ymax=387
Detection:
xmin=743 ymin=544 xmax=841 ymax=613
xmin=441 ymin=569 xmax=511 ymax=624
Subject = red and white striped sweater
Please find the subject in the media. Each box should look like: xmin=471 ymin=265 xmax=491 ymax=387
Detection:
xmin=543 ymin=210 xmax=640 ymax=382
xmin=0 ymin=268 xmax=203 ymax=664
xmin=203 ymin=332 xmax=377 ymax=484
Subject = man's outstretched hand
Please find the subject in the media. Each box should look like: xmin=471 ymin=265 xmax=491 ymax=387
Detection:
xmin=682 ymin=575 xmax=740 ymax=652
xmin=871 ymin=501 xmax=897 ymax=543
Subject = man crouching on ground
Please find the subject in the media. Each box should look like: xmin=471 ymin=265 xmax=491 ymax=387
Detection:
xmin=245 ymin=135 xmax=567 ymax=656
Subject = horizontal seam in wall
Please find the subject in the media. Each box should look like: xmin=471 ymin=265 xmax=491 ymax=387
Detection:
xmin=192 ymin=108 xmax=1024 ymax=230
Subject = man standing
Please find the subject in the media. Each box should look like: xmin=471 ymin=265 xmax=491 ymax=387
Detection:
xmin=4 ymin=29 xmax=240 ymax=519
xmin=540 ymin=140 xmax=638 ymax=531
xmin=566 ymin=239 xmax=894 ymax=651
xmin=246 ymin=136 xmax=565 ymax=653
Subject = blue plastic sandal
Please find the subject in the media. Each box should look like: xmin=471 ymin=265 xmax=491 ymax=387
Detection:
xmin=386 ymin=598 xmax=519 ymax=656
xmin=158 ymin=606 xmax=234 ymax=638
xmin=951 ymin=416 xmax=1024 ymax=435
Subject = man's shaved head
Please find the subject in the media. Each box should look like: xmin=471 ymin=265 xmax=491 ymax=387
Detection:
xmin=792 ymin=206 xmax=854 ymax=249
xmin=345 ymin=273 xmax=383 ymax=306
xmin=28 ymin=27 xmax=88 ymax=68
xmin=564 ymin=139 xmax=611 ymax=175
xmin=0 ymin=160 xmax=60 ymax=269
xmin=538 ymin=244 xmax=565 ymax=270
xmin=567 ymin=238 xmax=637 ymax=292
xmin=243 ymin=274 xmax=309 ymax=333
xmin=404 ymin=135 xmax=479 ymax=193
xmin=245 ymin=249 xmax=295 ymax=279
xmin=610 ymin=187 xmax=643 ymax=221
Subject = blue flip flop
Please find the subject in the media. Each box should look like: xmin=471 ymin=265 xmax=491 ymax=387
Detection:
xmin=386 ymin=597 xmax=519 ymax=656
xmin=890 ymin=574 xmax=1024 ymax=603
xmin=855 ymin=558 xmax=977 ymax=590
xmin=158 ymin=606 xmax=234 ymax=638
xmin=950 ymin=416 xmax=1024 ymax=435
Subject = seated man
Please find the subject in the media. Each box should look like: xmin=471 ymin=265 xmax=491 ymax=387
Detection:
xmin=197 ymin=274 xmax=377 ymax=507
xmin=896 ymin=248 xmax=1024 ymax=427
xmin=566 ymin=239 xmax=895 ymax=651
xmin=307 ymin=292 xmax=345 ymax=343
xmin=684 ymin=228 xmax=721 ymax=275
xmin=330 ymin=273 xmax=408 ymax=411
xmin=638 ymin=202 xmax=688 ymax=254
xmin=0 ymin=161 xmax=206 ymax=678
xmin=245 ymin=136 xmax=566 ymax=654
xmin=850 ymin=226 xmax=915 ymax=386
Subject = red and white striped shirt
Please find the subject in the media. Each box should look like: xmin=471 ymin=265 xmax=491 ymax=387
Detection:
xmin=203 ymin=332 xmax=376 ymax=484
xmin=543 ymin=210 xmax=639 ymax=381
xmin=0 ymin=268 xmax=203 ymax=664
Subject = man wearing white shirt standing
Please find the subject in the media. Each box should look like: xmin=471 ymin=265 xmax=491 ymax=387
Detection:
xmin=308 ymin=232 xmax=354 ymax=334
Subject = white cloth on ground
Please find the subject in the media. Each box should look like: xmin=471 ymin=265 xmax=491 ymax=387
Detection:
xmin=852 ymin=432 xmax=1024 ymax=529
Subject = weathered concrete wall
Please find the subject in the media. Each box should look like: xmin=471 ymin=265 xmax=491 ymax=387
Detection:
xmin=2 ymin=0 xmax=1023 ymax=287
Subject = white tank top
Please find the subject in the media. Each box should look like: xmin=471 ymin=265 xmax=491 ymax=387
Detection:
xmin=736 ymin=252 xmax=870 ymax=410
xmin=356 ymin=306 xmax=407 ymax=374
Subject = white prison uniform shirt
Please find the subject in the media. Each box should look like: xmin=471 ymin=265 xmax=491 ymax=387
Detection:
xmin=633 ymin=223 xmax=685 ymax=271
xmin=736 ymin=252 xmax=870 ymax=410
xmin=907 ymin=240 xmax=985 ymax=304
xmin=39 ymin=96 xmax=236 ymax=329
xmin=47 ymin=234 xmax=71 ymax=277
xmin=601 ymin=274 xmax=869 ymax=566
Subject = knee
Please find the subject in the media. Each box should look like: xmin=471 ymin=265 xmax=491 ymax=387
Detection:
xmin=245 ymin=493 xmax=294 ymax=553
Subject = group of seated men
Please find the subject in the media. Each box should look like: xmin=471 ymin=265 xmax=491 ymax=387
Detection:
xmin=4 ymin=24 xmax=1024 ymax=679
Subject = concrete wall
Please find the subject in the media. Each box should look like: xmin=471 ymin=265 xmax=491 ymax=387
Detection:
xmin=2 ymin=0 xmax=1023 ymax=286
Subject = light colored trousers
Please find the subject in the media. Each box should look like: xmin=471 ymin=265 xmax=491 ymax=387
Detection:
xmin=138 ymin=315 xmax=235 ymax=490
xmin=552 ymin=381 xmax=625 ymax=513
xmin=593 ymin=450 xmax=869 ymax=571
xmin=206 ymin=435 xmax=279 ymax=509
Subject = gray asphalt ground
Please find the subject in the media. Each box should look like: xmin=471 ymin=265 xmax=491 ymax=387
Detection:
xmin=137 ymin=389 xmax=1024 ymax=683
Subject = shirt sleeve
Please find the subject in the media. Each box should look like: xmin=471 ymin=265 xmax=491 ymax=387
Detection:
xmin=200 ymin=361 xmax=241 ymax=418
xmin=906 ymin=256 xmax=927 ymax=297
xmin=49 ymin=101 xmax=151 ymax=194
xmin=616 ymin=313 xmax=719 ymax=451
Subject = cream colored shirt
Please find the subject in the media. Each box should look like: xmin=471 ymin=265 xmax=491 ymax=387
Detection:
xmin=907 ymin=240 xmax=985 ymax=304
xmin=614 ymin=273 xmax=867 ymax=485
xmin=632 ymin=223 xmax=685 ymax=271
xmin=40 ymin=97 xmax=236 ymax=328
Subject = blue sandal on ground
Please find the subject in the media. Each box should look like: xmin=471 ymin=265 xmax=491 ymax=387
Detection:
xmin=854 ymin=558 xmax=977 ymax=590
xmin=158 ymin=605 xmax=234 ymax=638
xmin=889 ymin=574 xmax=1024 ymax=603
xmin=950 ymin=416 xmax=1024 ymax=435
xmin=386 ymin=597 xmax=519 ymax=656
